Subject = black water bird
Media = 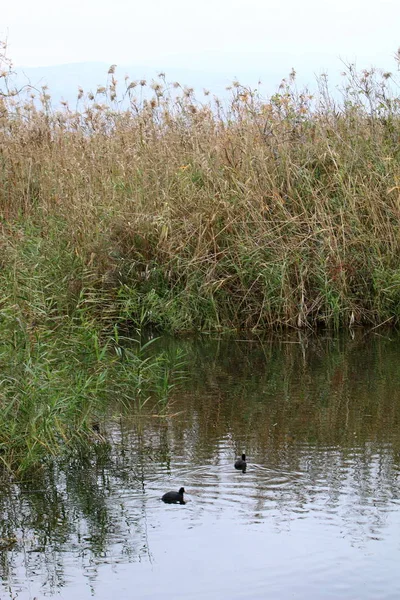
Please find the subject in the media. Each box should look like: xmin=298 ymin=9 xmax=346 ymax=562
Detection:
xmin=234 ymin=453 xmax=247 ymax=472
xmin=161 ymin=487 xmax=186 ymax=504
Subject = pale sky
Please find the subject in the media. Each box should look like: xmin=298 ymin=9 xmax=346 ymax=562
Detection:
xmin=3 ymin=0 xmax=400 ymax=78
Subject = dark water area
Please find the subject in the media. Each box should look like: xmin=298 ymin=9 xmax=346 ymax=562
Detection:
xmin=1 ymin=331 xmax=400 ymax=599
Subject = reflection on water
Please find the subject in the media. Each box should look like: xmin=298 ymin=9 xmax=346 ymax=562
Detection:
xmin=1 ymin=331 xmax=400 ymax=599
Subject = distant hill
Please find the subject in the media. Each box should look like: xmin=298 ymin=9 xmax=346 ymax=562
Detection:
xmin=6 ymin=47 xmax=392 ymax=110
xmin=8 ymin=58 xmax=335 ymax=109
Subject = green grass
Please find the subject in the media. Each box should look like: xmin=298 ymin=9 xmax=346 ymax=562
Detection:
xmin=0 ymin=310 xmax=184 ymax=474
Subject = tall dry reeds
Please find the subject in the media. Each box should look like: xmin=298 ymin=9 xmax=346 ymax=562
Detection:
xmin=2 ymin=42 xmax=400 ymax=331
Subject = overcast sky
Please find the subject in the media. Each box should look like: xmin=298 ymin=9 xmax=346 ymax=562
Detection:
xmin=3 ymin=0 xmax=400 ymax=80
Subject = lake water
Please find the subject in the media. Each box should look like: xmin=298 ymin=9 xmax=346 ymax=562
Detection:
xmin=1 ymin=331 xmax=400 ymax=599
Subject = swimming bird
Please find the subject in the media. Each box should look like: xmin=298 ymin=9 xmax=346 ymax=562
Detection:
xmin=234 ymin=453 xmax=247 ymax=472
xmin=161 ymin=487 xmax=186 ymax=504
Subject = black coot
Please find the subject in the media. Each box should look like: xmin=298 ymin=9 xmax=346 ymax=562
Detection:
xmin=161 ymin=487 xmax=185 ymax=504
xmin=234 ymin=453 xmax=247 ymax=472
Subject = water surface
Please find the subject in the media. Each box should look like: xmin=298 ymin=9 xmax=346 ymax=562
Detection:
xmin=1 ymin=331 xmax=400 ymax=599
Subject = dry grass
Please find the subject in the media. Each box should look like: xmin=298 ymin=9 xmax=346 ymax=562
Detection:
xmin=2 ymin=42 xmax=400 ymax=331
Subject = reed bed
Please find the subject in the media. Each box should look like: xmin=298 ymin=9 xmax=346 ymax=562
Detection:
xmin=2 ymin=42 xmax=400 ymax=334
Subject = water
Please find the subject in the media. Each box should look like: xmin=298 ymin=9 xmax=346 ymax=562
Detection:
xmin=1 ymin=331 xmax=400 ymax=599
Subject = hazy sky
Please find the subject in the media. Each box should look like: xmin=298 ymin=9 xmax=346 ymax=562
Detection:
xmin=3 ymin=0 xmax=400 ymax=78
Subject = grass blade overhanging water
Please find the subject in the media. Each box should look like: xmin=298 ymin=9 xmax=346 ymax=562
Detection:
xmin=0 ymin=302 xmax=185 ymax=475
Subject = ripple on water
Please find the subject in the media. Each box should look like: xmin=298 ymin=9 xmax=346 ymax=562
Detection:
xmin=3 ymin=334 xmax=400 ymax=600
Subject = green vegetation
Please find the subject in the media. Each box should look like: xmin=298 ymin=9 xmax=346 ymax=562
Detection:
xmin=0 ymin=277 xmax=183 ymax=474
xmin=2 ymin=40 xmax=400 ymax=472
